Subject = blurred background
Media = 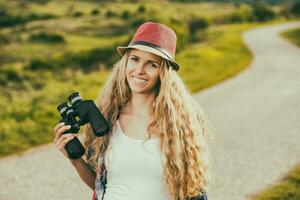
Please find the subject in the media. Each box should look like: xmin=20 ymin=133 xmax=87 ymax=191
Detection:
xmin=0 ymin=0 xmax=300 ymax=199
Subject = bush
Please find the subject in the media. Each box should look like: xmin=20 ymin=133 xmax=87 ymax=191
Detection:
xmin=228 ymin=13 xmax=245 ymax=23
xmin=291 ymin=2 xmax=300 ymax=16
xmin=73 ymin=11 xmax=83 ymax=17
xmin=226 ymin=11 xmax=251 ymax=23
xmin=167 ymin=21 xmax=189 ymax=52
xmin=105 ymin=10 xmax=118 ymax=18
xmin=130 ymin=17 xmax=147 ymax=29
xmin=70 ymin=48 xmax=118 ymax=71
xmin=0 ymin=12 xmax=55 ymax=28
xmin=137 ymin=4 xmax=146 ymax=13
xmin=188 ymin=17 xmax=209 ymax=35
xmin=90 ymin=8 xmax=100 ymax=16
xmin=250 ymin=3 xmax=276 ymax=22
xmin=0 ymin=34 xmax=9 ymax=45
xmin=188 ymin=17 xmax=209 ymax=42
xmin=29 ymin=32 xmax=65 ymax=44
xmin=217 ymin=6 xmax=253 ymax=24
xmin=24 ymin=0 xmax=50 ymax=4
xmin=121 ymin=10 xmax=130 ymax=20
xmin=26 ymin=46 xmax=120 ymax=72
xmin=0 ymin=14 xmax=23 ymax=28
xmin=0 ymin=68 xmax=22 ymax=83
xmin=0 ymin=8 xmax=8 ymax=17
xmin=27 ymin=58 xmax=55 ymax=70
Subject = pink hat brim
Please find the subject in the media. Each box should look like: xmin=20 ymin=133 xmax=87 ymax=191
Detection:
xmin=117 ymin=45 xmax=180 ymax=71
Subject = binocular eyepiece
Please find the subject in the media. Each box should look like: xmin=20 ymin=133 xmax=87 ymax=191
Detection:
xmin=57 ymin=92 xmax=109 ymax=159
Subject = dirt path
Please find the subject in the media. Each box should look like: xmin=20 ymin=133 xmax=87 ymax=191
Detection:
xmin=0 ymin=21 xmax=300 ymax=200
xmin=194 ymin=21 xmax=300 ymax=200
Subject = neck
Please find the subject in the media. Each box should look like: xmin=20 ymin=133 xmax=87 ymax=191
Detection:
xmin=122 ymin=92 xmax=156 ymax=118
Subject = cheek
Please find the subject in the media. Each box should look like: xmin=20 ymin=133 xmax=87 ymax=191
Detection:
xmin=127 ymin=60 xmax=135 ymax=70
xmin=148 ymin=71 xmax=160 ymax=83
xmin=125 ymin=69 xmax=131 ymax=82
xmin=125 ymin=64 xmax=133 ymax=77
xmin=154 ymin=76 xmax=160 ymax=85
xmin=150 ymin=68 xmax=160 ymax=78
xmin=126 ymin=62 xmax=135 ymax=75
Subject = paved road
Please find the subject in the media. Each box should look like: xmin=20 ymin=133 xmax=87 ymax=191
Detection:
xmin=195 ymin=21 xmax=300 ymax=200
xmin=0 ymin=21 xmax=300 ymax=200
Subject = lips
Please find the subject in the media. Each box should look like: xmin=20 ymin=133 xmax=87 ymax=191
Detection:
xmin=132 ymin=75 xmax=147 ymax=84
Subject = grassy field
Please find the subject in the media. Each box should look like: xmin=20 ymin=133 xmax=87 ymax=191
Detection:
xmin=0 ymin=22 xmax=257 ymax=157
xmin=281 ymin=27 xmax=300 ymax=47
xmin=0 ymin=0 xmax=291 ymax=157
xmin=178 ymin=23 xmax=254 ymax=92
xmin=0 ymin=0 xmax=249 ymax=157
xmin=251 ymin=164 xmax=300 ymax=200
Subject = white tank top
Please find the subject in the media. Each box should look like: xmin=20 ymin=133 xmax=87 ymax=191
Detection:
xmin=101 ymin=120 xmax=171 ymax=200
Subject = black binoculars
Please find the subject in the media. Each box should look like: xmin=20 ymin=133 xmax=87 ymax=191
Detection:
xmin=57 ymin=92 xmax=109 ymax=159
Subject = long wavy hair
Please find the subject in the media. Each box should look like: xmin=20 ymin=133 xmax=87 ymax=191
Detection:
xmin=83 ymin=49 xmax=213 ymax=200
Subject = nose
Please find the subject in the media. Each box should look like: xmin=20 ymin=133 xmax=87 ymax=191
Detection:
xmin=134 ymin=62 xmax=146 ymax=74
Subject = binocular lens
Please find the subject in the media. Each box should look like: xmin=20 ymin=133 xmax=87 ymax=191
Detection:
xmin=57 ymin=102 xmax=77 ymax=119
xmin=57 ymin=103 xmax=68 ymax=115
xmin=69 ymin=92 xmax=83 ymax=107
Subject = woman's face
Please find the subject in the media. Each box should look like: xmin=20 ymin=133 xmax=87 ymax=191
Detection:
xmin=126 ymin=49 xmax=162 ymax=95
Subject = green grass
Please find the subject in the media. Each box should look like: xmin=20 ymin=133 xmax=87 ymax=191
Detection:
xmin=178 ymin=23 xmax=255 ymax=92
xmin=251 ymin=164 xmax=300 ymax=200
xmin=281 ymin=27 xmax=300 ymax=47
xmin=0 ymin=20 xmax=278 ymax=157
xmin=0 ymin=68 xmax=111 ymax=156
xmin=0 ymin=0 xmax=290 ymax=158
xmin=1 ymin=33 xmax=128 ymax=62
xmin=27 ymin=1 xmax=236 ymax=20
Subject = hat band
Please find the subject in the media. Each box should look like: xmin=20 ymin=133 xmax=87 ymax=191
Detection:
xmin=129 ymin=41 xmax=174 ymax=61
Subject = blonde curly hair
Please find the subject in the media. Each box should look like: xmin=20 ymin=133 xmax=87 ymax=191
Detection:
xmin=83 ymin=49 xmax=212 ymax=200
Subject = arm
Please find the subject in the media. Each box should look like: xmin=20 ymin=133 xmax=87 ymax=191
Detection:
xmin=53 ymin=122 xmax=96 ymax=190
xmin=70 ymin=158 xmax=97 ymax=190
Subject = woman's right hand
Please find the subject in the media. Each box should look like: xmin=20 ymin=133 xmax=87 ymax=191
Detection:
xmin=53 ymin=122 xmax=77 ymax=159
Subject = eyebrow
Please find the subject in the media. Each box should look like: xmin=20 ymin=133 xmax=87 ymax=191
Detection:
xmin=130 ymin=54 xmax=161 ymax=65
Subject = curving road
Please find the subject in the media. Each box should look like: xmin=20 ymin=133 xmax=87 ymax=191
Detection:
xmin=195 ymin=21 xmax=300 ymax=200
xmin=0 ymin=21 xmax=300 ymax=200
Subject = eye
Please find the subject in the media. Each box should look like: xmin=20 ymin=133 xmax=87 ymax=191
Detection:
xmin=149 ymin=63 xmax=158 ymax=68
xmin=130 ymin=57 xmax=138 ymax=61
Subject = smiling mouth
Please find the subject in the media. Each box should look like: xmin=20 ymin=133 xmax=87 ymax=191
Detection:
xmin=132 ymin=75 xmax=148 ymax=84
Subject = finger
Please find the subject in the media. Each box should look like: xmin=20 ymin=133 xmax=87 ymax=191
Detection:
xmin=57 ymin=125 xmax=72 ymax=136
xmin=53 ymin=122 xmax=65 ymax=133
xmin=53 ymin=122 xmax=65 ymax=143
xmin=55 ymin=133 xmax=73 ymax=147
xmin=57 ymin=134 xmax=76 ymax=151
xmin=53 ymin=125 xmax=72 ymax=143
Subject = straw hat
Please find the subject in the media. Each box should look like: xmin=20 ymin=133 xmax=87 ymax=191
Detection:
xmin=117 ymin=22 xmax=180 ymax=71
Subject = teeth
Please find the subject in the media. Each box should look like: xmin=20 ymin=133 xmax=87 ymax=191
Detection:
xmin=132 ymin=76 xmax=147 ymax=83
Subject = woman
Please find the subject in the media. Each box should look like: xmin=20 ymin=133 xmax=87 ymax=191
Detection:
xmin=53 ymin=22 xmax=211 ymax=200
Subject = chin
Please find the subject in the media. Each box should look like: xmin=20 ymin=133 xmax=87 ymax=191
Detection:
xmin=129 ymin=83 xmax=153 ymax=94
xmin=130 ymin=87 xmax=151 ymax=94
